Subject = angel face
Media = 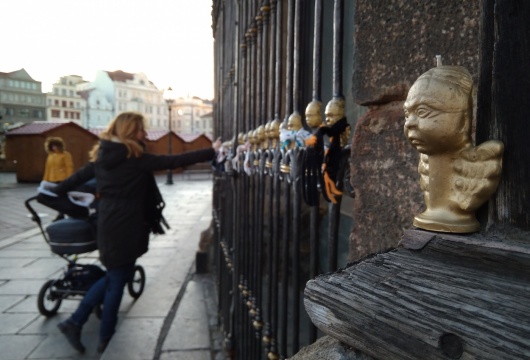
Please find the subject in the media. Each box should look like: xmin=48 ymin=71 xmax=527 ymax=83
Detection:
xmin=325 ymin=99 xmax=344 ymax=126
xmin=287 ymin=112 xmax=302 ymax=131
xmin=264 ymin=121 xmax=272 ymax=139
xmin=269 ymin=119 xmax=281 ymax=140
xmin=248 ymin=130 xmax=256 ymax=145
xmin=404 ymin=77 xmax=471 ymax=155
xmin=256 ymin=125 xmax=266 ymax=144
xmin=305 ymin=101 xmax=322 ymax=128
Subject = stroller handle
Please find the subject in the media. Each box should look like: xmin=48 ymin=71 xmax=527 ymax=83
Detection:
xmin=25 ymin=195 xmax=42 ymax=225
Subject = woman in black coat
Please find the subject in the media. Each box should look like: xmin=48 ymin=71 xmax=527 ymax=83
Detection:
xmin=55 ymin=111 xmax=221 ymax=353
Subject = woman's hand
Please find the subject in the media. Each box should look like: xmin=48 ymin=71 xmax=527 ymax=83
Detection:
xmin=212 ymin=137 xmax=222 ymax=152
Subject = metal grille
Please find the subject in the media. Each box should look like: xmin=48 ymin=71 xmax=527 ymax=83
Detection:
xmin=212 ymin=1 xmax=355 ymax=358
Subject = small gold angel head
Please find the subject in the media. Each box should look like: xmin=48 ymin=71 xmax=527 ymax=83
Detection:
xmin=269 ymin=119 xmax=281 ymax=141
xmin=287 ymin=111 xmax=303 ymax=131
xmin=238 ymin=132 xmax=245 ymax=145
xmin=256 ymin=125 xmax=267 ymax=147
xmin=305 ymin=100 xmax=323 ymax=129
xmin=264 ymin=120 xmax=272 ymax=139
xmin=404 ymin=65 xmax=473 ymax=156
xmin=248 ymin=130 xmax=256 ymax=146
xmin=325 ymin=98 xmax=345 ymax=126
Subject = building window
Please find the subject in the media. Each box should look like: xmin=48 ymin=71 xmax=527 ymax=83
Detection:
xmin=19 ymin=109 xmax=30 ymax=117
xmin=62 ymin=101 xmax=67 ymax=107
xmin=51 ymin=110 xmax=60 ymax=118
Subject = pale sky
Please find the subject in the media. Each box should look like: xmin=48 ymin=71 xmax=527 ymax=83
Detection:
xmin=2 ymin=0 xmax=215 ymax=99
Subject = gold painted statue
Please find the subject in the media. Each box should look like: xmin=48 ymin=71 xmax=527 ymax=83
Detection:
xmin=325 ymin=98 xmax=350 ymax=147
xmin=256 ymin=124 xmax=267 ymax=150
xmin=288 ymin=111 xmax=303 ymax=131
xmin=303 ymin=97 xmax=351 ymax=205
xmin=280 ymin=111 xmax=312 ymax=150
xmin=264 ymin=121 xmax=272 ymax=148
xmin=404 ymin=63 xmax=504 ymax=233
xmin=269 ymin=119 xmax=281 ymax=148
xmin=305 ymin=100 xmax=323 ymax=130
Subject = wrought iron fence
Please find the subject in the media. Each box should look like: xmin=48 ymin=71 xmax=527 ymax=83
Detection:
xmin=211 ymin=0 xmax=357 ymax=358
xmin=213 ymin=144 xmax=351 ymax=359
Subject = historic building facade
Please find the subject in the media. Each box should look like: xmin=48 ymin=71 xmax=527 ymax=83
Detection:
xmin=0 ymin=69 xmax=46 ymax=127
xmin=1 ymin=68 xmax=212 ymax=138
xmin=77 ymin=70 xmax=167 ymax=129
xmin=46 ymin=75 xmax=87 ymax=126
xmin=172 ymin=96 xmax=213 ymax=137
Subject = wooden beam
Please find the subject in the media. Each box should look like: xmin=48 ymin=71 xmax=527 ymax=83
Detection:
xmin=304 ymin=229 xmax=530 ymax=359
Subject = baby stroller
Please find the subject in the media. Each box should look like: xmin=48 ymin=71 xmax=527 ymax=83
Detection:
xmin=25 ymin=182 xmax=146 ymax=317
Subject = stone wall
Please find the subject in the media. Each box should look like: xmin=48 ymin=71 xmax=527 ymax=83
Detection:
xmin=349 ymin=0 xmax=480 ymax=262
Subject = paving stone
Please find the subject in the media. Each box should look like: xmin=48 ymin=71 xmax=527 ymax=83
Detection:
xmin=0 ymin=267 xmax=60 ymax=280
xmin=0 ymin=313 xmax=40 ymax=334
xmin=0 ymin=258 xmax=34 ymax=268
xmin=101 ymin=318 xmax=163 ymax=360
xmin=0 ymin=280 xmax=46 ymax=295
xmin=0 ymin=334 xmax=46 ymax=360
xmin=0 ymin=250 xmax=54 ymax=258
xmin=160 ymin=349 xmax=211 ymax=360
xmin=0 ymin=295 xmax=25 ymax=312
xmin=162 ymin=280 xmax=210 ymax=351
xmin=29 ymin=333 xmax=101 ymax=359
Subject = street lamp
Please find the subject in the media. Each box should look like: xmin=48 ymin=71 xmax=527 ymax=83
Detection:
xmin=164 ymin=87 xmax=175 ymax=185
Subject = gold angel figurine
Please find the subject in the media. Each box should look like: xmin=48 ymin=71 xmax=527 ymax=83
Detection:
xmin=305 ymin=100 xmax=323 ymax=130
xmin=269 ymin=119 xmax=281 ymax=148
xmin=404 ymin=62 xmax=504 ymax=233
xmin=281 ymin=112 xmax=312 ymax=150
xmin=303 ymin=98 xmax=350 ymax=205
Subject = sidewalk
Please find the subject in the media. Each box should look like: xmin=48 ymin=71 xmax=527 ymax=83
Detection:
xmin=0 ymin=172 xmax=225 ymax=360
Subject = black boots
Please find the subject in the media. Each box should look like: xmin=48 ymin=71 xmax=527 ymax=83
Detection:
xmin=57 ymin=319 xmax=85 ymax=353
xmin=97 ymin=338 xmax=110 ymax=353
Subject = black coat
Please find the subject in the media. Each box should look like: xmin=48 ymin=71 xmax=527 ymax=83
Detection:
xmin=54 ymin=140 xmax=215 ymax=269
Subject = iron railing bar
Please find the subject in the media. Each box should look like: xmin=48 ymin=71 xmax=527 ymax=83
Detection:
xmin=291 ymin=147 xmax=302 ymax=353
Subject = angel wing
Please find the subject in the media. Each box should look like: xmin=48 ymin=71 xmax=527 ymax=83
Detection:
xmin=451 ymin=140 xmax=504 ymax=211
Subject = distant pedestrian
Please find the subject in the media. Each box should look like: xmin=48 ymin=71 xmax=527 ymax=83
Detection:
xmin=43 ymin=137 xmax=74 ymax=220
xmin=43 ymin=137 xmax=74 ymax=183
xmin=53 ymin=111 xmax=221 ymax=354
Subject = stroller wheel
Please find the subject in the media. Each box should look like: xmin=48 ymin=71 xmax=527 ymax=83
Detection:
xmin=127 ymin=265 xmax=146 ymax=299
xmin=38 ymin=280 xmax=62 ymax=317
